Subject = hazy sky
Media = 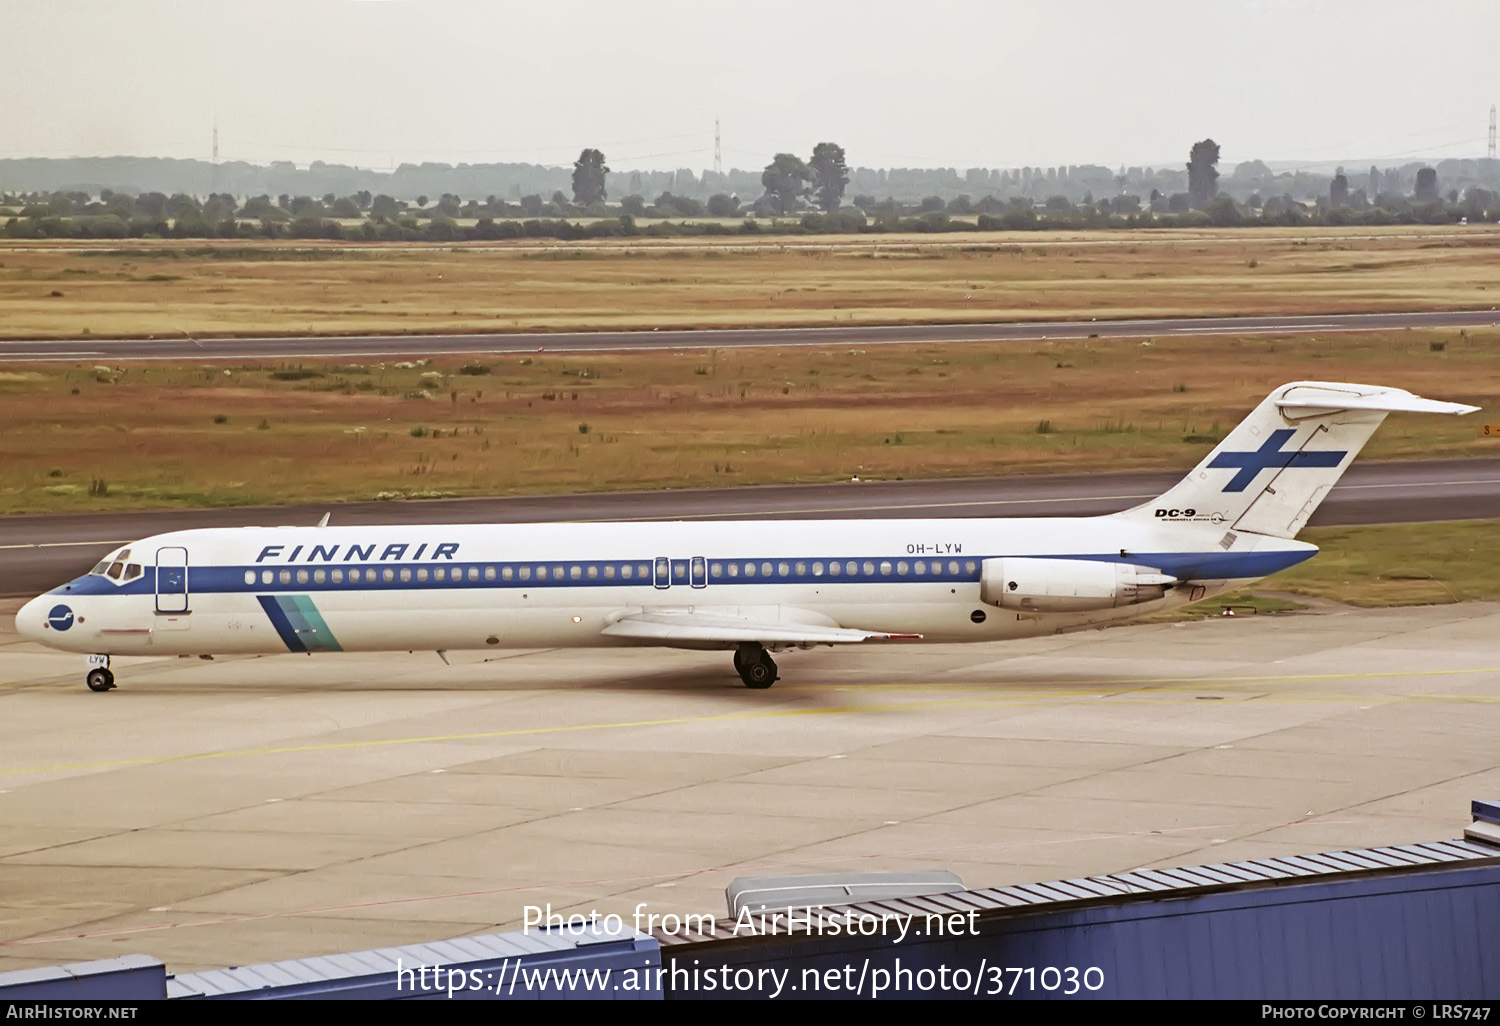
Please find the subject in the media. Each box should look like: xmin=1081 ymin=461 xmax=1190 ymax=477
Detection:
xmin=6 ymin=0 xmax=1498 ymax=172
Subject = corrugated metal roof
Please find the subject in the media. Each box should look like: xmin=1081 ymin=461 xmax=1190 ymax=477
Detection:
xmin=653 ymin=829 xmax=1500 ymax=947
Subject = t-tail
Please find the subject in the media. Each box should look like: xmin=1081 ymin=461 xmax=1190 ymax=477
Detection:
xmin=1115 ymin=381 xmax=1479 ymax=539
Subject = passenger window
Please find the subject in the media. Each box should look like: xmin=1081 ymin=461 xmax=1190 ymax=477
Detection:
xmin=536 ymin=566 xmax=549 ymax=580
xmin=745 ymin=563 xmax=756 ymax=578
xmin=948 ymin=561 xmax=960 ymax=575
xmin=436 ymin=567 xmax=447 ymax=581
xmin=519 ymin=566 xmax=531 ymax=580
xmin=965 ymin=561 xmax=977 ymax=574
xmin=348 ymin=569 xmax=361 ymax=583
xmin=638 ymin=564 xmax=650 ymax=578
xmin=828 ymin=562 xmax=840 ymax=576
xmin=604 ymin=564 xmax=616 ymax=579
xmin=331 ymin=569 xmax=343 ymax=583
xmin=314 ymin=569 xmax=326 ymax=584
xmin=279 ymin=570 xmax=291 ymax=585
xmin=382 ymin=568 xmax=394 ymax=582
xmin=587 ymin=565 xmax=598 ymax=579
xmin=417 ymin=568 xmax=429 ymax=581
xmin=896 ymin=561 xmax=909 ymax=576
xmin=399 ymin=568 xmax=411 ymax=582
xmin=914 ymin=561 xmax=926 ymax=575
xmin=727 ymin=563 xmax=739 ymax=577
xmin=880 ymin=561 xmax=893 ymax=576
xmin=571 ymin=565 xmax=583 ymax=580
xmin=794 ymin=562 xmax=806 ymax=576
xmin=812 ymin=562 xmax=823 ymax=576
xmin=710 ymin=562 xmax=722 ymax=577
xmin=469 ymin=567 xmax=479 ymax=581
xmin=762 ymin=562 xmax=774 ymax=577
xmin=243 ymin=570 xmax=255 ymax=585
xmin=863 ymin=562 xmax=875 ymax=576
xmin=262 ymin=570 xmax=273 ymax=585
xmin=296 ymin=569 xmax=309 ymax=584
xmin=485 ymin=566 xmax=497 ymax=581
xmin=621 ymin=564 xmax=633 ymax=579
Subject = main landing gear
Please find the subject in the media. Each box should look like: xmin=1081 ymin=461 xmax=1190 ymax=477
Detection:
xmin=733 ymin=643 xmax=778 ymax=689
xmin=86 ymin=656 xmax=115 ymax=693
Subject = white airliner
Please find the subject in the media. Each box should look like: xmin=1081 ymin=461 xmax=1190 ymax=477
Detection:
xmin=14 ymin=380 xmax=1478 ymax=692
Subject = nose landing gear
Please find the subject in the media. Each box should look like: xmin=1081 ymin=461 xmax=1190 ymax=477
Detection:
xmin=733 ymin=642 xmax=779 ymax=689
xmin=85 ymin=656 xmax=115 ymax=692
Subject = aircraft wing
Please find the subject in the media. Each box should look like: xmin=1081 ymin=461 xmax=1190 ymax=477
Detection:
xmin=601 ymin=610 xmax=920 ymax=645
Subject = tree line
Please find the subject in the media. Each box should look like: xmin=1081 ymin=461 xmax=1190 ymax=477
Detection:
xmin=4 ymin=139 xmax=1498 ymax=241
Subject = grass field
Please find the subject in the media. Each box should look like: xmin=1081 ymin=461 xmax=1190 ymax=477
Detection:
xmin=2 ymin=225 xmax=1499 ymax=339
xmin=1274 ymin=519 xmax=1500 ymax=605
xmin=0 ymin=330 xmax=1496 ymax=514
xmin=1165 ymin=518 xmax=1500 ymax=615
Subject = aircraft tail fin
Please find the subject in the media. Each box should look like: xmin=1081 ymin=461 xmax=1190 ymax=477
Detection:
xmin=1114 ymin=381 xmax=1478 ymax=539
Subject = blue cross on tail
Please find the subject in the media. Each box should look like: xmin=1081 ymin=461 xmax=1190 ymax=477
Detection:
xmin=1207 ymin=429 xmax=1348 ymax=492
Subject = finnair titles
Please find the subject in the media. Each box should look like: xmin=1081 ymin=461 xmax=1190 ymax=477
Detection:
xmin=15 ymin=381 xmax=1478 ymax=692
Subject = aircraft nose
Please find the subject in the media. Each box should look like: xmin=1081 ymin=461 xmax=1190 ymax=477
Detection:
xmin=15 ymin=595 xmax=48 ymax=642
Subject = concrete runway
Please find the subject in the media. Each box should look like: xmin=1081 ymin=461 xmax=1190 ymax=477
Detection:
xmin=2 ymin=309 xmax=1499 ymax=363
xmin=4 ymin=457 xmax=1498 ymax=599
xmin=1 ymin=597 xmax=1497 ymax=973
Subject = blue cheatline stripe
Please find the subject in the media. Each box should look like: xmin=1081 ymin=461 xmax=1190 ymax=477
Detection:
xmin=56 ymin=548 xmax=1318 ymax=599
xmin=257 ymin=595 xmax=305 ymax=653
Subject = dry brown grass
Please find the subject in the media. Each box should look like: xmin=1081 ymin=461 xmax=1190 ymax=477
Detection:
xmin=1275 ymin=519 xmax=1500 ymax=606
xmin=0 ymin=329 xmax=1496 ymax=513
xmin=2 ymin=226 xmax=1499 ymax=339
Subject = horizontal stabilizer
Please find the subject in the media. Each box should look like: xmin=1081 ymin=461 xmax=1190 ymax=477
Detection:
xmin=603 ymin=610 xmax=920 ymax=646
xmin=1276 ymin=385 xmax=1479 ymax=416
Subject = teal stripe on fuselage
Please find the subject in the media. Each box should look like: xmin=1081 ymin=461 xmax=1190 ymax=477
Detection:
xmin=275 ymin=595 xmax=342 ymax=652
xmin=287 ymin=594 xmax=343 ymax=651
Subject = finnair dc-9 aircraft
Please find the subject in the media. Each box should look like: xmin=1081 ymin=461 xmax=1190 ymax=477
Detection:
xmin=15 ymin=380 xmax=1478 ymax=692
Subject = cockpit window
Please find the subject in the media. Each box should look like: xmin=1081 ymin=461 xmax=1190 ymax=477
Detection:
xmin=90 ymin=548 xmax=145 ymax=583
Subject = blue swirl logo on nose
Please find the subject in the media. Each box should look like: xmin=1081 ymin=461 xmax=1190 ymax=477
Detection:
xmin=47 ymin=604 xmax=75 ymax=632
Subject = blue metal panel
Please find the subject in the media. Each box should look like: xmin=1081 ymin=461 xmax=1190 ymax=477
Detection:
xmin=0 ymin=955 xmax=165 ymax=1000
xmin=169 ymin=928 xmax=661 ymax=1000
xmin=663 ymin=861 xmax=1500 ymax=999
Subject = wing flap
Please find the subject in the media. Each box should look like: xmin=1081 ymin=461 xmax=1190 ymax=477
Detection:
xmin=602 ymin=610 xmax=919 ymax=645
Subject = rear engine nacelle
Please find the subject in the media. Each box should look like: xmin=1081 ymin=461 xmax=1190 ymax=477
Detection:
xmin=980 ymin=557 xmax=1176 ymax=612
